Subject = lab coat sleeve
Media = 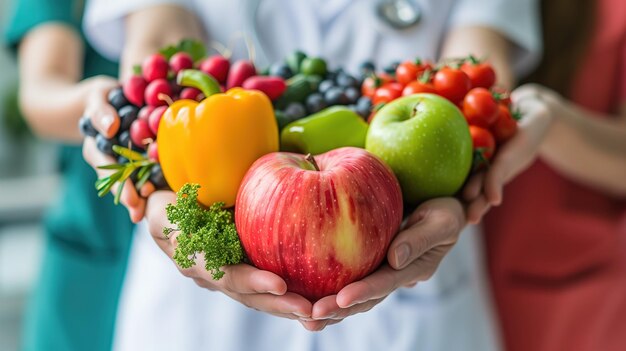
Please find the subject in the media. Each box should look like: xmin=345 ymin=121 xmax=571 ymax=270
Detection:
xmin=448 ymin=0 xmax=542 ymax=77
xmin=83 ymin=0 xmax=196 ymax=62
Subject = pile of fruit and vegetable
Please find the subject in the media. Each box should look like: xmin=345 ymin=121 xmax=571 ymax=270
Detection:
xmin=82 ymin=40 xmax=520 ymax=301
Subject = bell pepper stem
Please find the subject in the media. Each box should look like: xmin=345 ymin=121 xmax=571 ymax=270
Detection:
xmin=177 ymin=69 xmax=221 ymax=98
xmin=305 ymin=153 xmax=320 ymax=171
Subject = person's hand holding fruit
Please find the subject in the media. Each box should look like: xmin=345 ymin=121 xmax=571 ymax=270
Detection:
xmin=143 ymin=190 xmax=315 ymax=321
xmin=302 ymin=197 xmax=465 ymax=331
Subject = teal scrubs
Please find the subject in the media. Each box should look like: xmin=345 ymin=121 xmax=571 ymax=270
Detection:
xmin=4 ymin=1 xmax=134 ymax=350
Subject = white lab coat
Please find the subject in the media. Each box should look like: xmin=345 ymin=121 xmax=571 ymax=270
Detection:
xmin=83 ymin=1 xmax=541 ymax=350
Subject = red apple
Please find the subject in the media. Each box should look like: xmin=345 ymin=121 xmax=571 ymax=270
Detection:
xmin=235 ymin=147 xmax=403 ymax=301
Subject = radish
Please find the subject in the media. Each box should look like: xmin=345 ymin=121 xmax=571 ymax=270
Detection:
xmin=142 ymin=54 xmax=169 ymax=82
xmin=169 ymin=52 xmax=193 ymax=74
xmin=129 ymin=119 xmax=155 ymax=149
xmin=144 ymin=79 xmax=172 ymax=106
xmin=148 ymin=106 xmax=168 ymax=135
xmin=226 ymin=60 xmax=256 ymax=89
xmin=199 ymin=55 xmax=230 ymax=83
xmin=242 ymin=76 xmax=287 ymax=100
xmin=123 ymin=75 xmax=147 ymax=106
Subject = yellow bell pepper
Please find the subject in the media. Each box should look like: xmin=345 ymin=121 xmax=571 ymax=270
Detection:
xmin=157 ymin=70 xmax=279 ymax=207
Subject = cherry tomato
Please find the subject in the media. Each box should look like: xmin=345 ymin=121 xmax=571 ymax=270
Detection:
xmin=490 ymin=105 xmax=518 ymax=144
xmin=461 ymin=60 xmax=496 ymax=89
xmin=463 ymin=88 xmax=499 ymax=127
xmin=361 ymin=74 xmax=392 ymax=98
xmin=491 ymin=86 xmax=512 ymax=106
xmin=373 ymin=82 xmax=403 ymax=105
xmin=402 ymin=80 xmax=436 ymax=96
xmin=469 ymin=125 xmax=496 ymax=160
xmin=433 ymin=67 xmax=471 ymax=103
xmin=395 ymin=60 xmax=432 ymax=85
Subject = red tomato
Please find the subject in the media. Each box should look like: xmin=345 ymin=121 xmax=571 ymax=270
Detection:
xmin=402 ymin=80 xmax=436 ymax=96
xmin=491 ymin=105 xmax=518 ymax=144
xmin=373 ymin=82 xmax=403 ymax=105
xmin=433 ymin=67 xmax=471 ymax=103
xmin=463 ymin=88 xmax=499 ymax=127
xmin=491 ymin=86 xmax=512 ymax=106
xmin=461 ymin=60 xmax=496 ymax=89
xmin=395 ymin=60 xmax=432 ymax=85
xmin=361 ymin=74 xmax=392 ymax=98
xmin=469 ymin=125 xmax=496 ymax=160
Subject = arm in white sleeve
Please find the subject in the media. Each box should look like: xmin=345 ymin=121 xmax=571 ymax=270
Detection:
xmin=444 ymin=0 xmax=542 ymax=80
xmin=83 ymin=0 xmax=205 ymax=79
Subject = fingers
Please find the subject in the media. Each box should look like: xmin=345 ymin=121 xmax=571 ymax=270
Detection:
xmin=145 ymin=190 xmax=179 ymax=256
xmin=83 ymin=137 xmax=147 ymax=222
xmin=299 ymin=319 xmax=342 ymax=331
xmin=139 ymin=182 xmax=156 ymax=198
xmin=83 ymin=136 xmax=114 ymax=169
xmin=85 ymin=88 xmax=120 ymax=137
xmin=145 ymin=191 xmax=288 ymax=295
xmin=463 ymin=172 xmax=484 ymax=202
xmin=338 ymin=246 xmax=452 ymax=309
xmin=212 ymin=264 xmax=288 ymax=295
xmin=117 ymin=179 xmax=145 ymax=222
xmin=299 ymin=320 xmax=330 ymax=332
xmin=311 ymin=295 xmax=385 ymax=320
xmin=465 ymin=195 xmax=491 ymax=224
xmin=333 ymin=265 xmax=406 ymax=308
xmin=482 ymin=98 xmax=551 ymax=206
xmin=388 ymin=198 xmax=464 ymax=270
xmin=126 ymin=195 xmax=146 ymax=223
xmin=235 ymin=292 xmax=312 ymax=318
xmin=193 ymin=276 xmax=312 ymax=320
xmin=335 ymin=201 xmax=465 ymax=308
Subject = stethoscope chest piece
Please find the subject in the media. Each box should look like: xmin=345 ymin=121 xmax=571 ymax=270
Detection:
xmin=377 ymin=0 xmax=422 ymax=29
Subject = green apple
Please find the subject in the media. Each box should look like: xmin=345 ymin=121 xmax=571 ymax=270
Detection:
xmin=365 ymin=93 xmax=472 ymax=204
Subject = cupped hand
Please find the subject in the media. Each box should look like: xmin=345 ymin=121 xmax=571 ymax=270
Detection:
xmin=463 ymin=83 xmax=554 ymax=223
xmin=81 ymin=77 xmax=154 ymax=223
xmin=144 ymin=190 xmax=314 ymax=320
xmin=302 ymin=197 xmax=465 ymax=331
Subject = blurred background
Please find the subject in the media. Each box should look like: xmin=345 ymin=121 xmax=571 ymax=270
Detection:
xmin=0 ymin=0 xmax=59 ymax=349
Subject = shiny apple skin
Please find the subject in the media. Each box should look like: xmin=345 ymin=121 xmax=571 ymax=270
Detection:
xmin=235 ymin=147 xmax=403 ymax=301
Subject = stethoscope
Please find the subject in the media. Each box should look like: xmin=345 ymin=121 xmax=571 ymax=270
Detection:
xmin=246 ymin=0 xmax=422 ymax=65
xmin=376 ymin=0 xmax=422 ymax=29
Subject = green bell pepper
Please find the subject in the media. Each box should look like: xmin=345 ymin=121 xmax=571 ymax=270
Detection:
xmin=280 ymin=106 xmax=369 ymax=155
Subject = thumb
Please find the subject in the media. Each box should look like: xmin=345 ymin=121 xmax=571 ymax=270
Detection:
xmin=388 ymin=198 xmax=464 ymax=270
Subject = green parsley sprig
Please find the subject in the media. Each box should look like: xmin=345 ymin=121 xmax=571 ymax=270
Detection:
xmin=164 ymin=183 xmax=245 ymax=280
xmin=95 ymin=145 xmax=155 ymax=204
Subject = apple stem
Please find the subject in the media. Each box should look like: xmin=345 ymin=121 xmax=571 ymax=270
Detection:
xmin=305 ymin=153 xmax=320 ymax=171
xmin=412 ymin=101 xmax=421 ymax=117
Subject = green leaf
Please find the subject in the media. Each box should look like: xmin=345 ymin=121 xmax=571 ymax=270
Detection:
xmin=112 ymin=145 xmax=145 ymax=161
xmin=118 ymin=166 xmax=136 ymax=184
xmin=472 ymin=149 xmax=491 ymax=172
xmin=177 ymin=39 xmax=207 ymax=62
xmin=132 ymin=64 xmax=142 ymax=76
xmin=159 ymin=45 xmax=179 ymax=60
xmin=114 ymin=179 xmax=125 ymax=205
xmin=95 ymin=177 xmax=112 ymax=191
xmin=96 ymin=169 xmax=124 ymax=196
xmin=159 ymin=39 xmax=207 ymax=62
xmin=97 ymin=163 xmax=126 ymax=170
xmin=112 ymin=166 xmax=136 ymax=204
xmin=96 ymin=179 xmax=114 ymax=197
xmin=134 ymin=165 xmax=152 ymax=189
